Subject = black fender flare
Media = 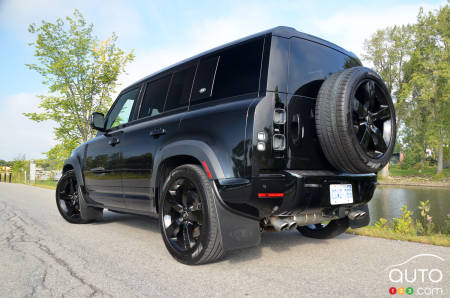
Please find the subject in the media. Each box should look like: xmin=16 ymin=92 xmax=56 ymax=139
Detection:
xmin=153 ymin=140 xmax=261 ymax=251
xmin=63 ymin=156 xmax=84 ymax=186
xmin=151 ymin=140 xmax=226 ymax=188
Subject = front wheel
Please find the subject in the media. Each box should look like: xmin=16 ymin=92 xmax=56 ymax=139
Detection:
xmin=159 ymin=164 xmax=224 ymax=265
xmin=297 ymin=218 xmax=349 ymax=239
xmin=56 ymin=170 xmax=102 ymax=224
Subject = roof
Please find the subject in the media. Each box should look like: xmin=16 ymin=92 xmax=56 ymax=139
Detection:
xmin=126 ymin=26 xmax=358 ymax=90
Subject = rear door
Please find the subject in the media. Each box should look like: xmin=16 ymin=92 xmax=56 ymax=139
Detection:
xmin=286 ymin=38 xmax=360 ymax=170
xmin=120 ymin=63 xmax=196 ymax=212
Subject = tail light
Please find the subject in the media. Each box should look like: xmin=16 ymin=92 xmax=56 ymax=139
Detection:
xmin=273 ymin=108 xmax=286 ymax=124
xmin=273 ymin=134 xmax=286 ymax=151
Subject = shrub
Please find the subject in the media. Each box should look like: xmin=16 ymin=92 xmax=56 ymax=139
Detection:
xmin=393 ymin=205 xmax=414 ymax=234
xmin=374 ymin=217 xmax=389 ymax=229
xmin=445 ymin=214 xmax=450 ymax=235
xmin=417 ymin=200 xmax=434 ymax=235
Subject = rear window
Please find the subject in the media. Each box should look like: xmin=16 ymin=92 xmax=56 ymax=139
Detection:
xmin=288 ymin=38 xmax=360 ymax=97
xmin=212 ymin=38 xmax=263 ymax=100
xmin=190 ymin=38 xmax=264 ymax=105
xmin=165 ymin=65 xmax=196 ymax=111
xmin=139 ymin=75 xmax=171 ymax=118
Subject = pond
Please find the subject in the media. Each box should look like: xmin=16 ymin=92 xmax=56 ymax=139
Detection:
xmin=368 ymin=185 xmax=450 ymax=230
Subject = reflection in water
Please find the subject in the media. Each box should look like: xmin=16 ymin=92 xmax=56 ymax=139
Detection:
xmin=368 ymin=186 xmax=450 ymax=229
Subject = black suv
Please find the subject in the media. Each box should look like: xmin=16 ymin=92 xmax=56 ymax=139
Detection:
xmin=57 ymin=26 xmax=396 ymax=265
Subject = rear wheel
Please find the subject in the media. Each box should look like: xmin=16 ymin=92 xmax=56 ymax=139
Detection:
xmin=159 ymin=164 xmax=224 ymax=265
xmin=297 ymin=218 xmax=349 ymax=239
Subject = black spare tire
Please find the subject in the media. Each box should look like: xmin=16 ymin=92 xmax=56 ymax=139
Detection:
xmin=315 ymin=67 xmax=396 ymax=173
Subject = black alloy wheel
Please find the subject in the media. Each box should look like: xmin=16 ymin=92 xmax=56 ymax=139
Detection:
xmin=351 ymin=79 xmax=393 ymax=158
xmin=159 ymin=164 xmax=224 ymax=265
xmin=56 ymin=170 xmax=86 ymax=223
xmin=162 ymin=177 xmax=204 ymax=253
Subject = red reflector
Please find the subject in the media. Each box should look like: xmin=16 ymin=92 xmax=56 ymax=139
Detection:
xmin=201 ymin=161 xmax=212 ymax=179
xmin=258 ymin=193 xmax=284 ymax=198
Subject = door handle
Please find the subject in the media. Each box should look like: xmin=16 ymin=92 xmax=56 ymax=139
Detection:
xmin=91 ymin=167 xmax=105 ymax=174
xmin=108 ymin=137 xmax=120 ymax=146
xmin=150 ymin=128 xmax=166 ymax=137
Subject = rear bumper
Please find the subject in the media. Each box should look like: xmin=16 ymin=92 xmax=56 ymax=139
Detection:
xmin=217 ymin=170 xmax=377 ymax=218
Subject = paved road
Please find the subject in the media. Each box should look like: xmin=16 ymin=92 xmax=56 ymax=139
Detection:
xmin=1 ymin=183 xmax=449 ymax=297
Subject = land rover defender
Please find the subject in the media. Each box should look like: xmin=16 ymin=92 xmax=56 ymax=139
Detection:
xmin=57 ymin=26 xmax=396 ymax=264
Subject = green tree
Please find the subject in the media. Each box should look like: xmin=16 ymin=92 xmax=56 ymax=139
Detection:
xmin=400 ymin=6 xmax=449 ymax=173
xmin=363 ymin=5 xmax=449 ymax=174
xmin=362 ymin=25 xmax=412 ymax=177
xmin=25 ymin=10 xmax=134 ymax=162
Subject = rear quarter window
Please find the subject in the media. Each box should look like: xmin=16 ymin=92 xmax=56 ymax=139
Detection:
xmin=288 ymin=38 xmax=360 ymax=97
xmin=190 ymin=38 xmax=264 ymax=105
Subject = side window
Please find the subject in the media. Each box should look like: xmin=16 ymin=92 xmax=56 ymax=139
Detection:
xmin=106 ymin=88 xmax=139 ymax=129
xmin=164 ymin=65 xmax=196 ymax=111
xmin=139 ymin=75 xmax=171 ymax=118
xmin=213 ymin=39 xmax=263 ymax=100
xmin=190 ymin=56 xmax=219 ymax=104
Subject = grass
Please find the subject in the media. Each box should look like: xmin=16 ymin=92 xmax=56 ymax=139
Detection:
xmin=388 ymin=166 xmax=450 ymax=178
xmin=30 ymin=180 xmax=57 ymax=190
xmin=347 ymin=226 xmax=450 ymax=247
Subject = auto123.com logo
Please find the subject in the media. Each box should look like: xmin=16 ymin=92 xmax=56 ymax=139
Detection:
xmin=386 ymin=254 xmax=445 ymax=296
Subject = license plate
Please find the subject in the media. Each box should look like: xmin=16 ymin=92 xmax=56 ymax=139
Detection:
xmin=330 ymin=184 xmax=353 ymax=205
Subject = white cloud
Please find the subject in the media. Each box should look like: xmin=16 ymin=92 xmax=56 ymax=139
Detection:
xmin=0 ymin=93 xmax=56 ymax=161
xmin=0 ymin=0 xmax=144 ymax=43
xmin=117 ymin=3 xmax=277 ymax=90
xmin=309 ymin=2 xmax=445 ymax=58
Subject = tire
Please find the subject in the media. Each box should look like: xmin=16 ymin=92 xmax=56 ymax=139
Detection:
xmin=159 ymin=164 xmax=224 ymax=265
xmin=56 ymin=170 xmax=102 ymax=224
xmin=297 ymin=218 xmax=349 ymax=239
xmin=315 ymin=66 xmax=396 ymax=173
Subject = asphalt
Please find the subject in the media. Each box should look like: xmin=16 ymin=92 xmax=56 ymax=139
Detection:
xmin=0 ymin=183 xmax=449 ymax=297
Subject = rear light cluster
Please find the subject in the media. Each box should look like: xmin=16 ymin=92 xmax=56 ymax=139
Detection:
xmin=272 ymin=108 xmax=286 ymax=151
xmin=256 ymin=108 xmax=287 ymax=152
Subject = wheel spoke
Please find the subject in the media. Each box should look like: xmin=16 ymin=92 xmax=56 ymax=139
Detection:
xmin=364 ymin=81 xmax=376 ymax=109
xmin=371 ymin=105 xmax=391 ymax=122
xmin=182 ymin=223 xmax=194 ymax=249
xmin=166 ymin=220 xmax=181 ymax=238
xmin=352 ymin=97 xmax=367 ymax=119
xmin=188 ymin=210 xmax=203 ymax=223
xmin=370 ymin=126 xmax=388 ymax=152
xmin=360 ymin=125 xmax=371 ymax=149
xmin=166 ymin=196 xmax=184 ymax=214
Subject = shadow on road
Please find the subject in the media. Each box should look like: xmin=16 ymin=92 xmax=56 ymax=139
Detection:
xmin=94 ymin=211 xmax=356 ymax=263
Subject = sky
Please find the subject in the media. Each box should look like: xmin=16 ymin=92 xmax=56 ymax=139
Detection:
xmin=0 ymin=0 xmax=446 ymax=161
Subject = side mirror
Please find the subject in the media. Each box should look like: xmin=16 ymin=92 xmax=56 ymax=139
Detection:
xmin=90 ymin=112 xmax=105 ymax=131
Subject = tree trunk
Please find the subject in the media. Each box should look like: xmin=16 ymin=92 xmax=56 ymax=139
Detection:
xmin=437 ymin=141 xmax=443 ymax=174
xmin=380 ymin=163 xmax=390 ymax=178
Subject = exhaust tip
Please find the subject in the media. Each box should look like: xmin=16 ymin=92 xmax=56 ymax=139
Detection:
xmin=348 ymin=210 xmax=367 ymax=221
xmin=269 ymin=217 xmax=291 ymax=231
xmin=285 ymin=219 xmax=297 ymax=230
xmin=280 ymin=222 xmax=289 ymax=231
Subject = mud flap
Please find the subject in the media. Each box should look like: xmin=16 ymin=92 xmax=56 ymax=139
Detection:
xmin=211 ymin=182 xmax=261 ymax=251
xmin=349 ymin=204 xmax=370 ymax=229
xmin=79 ymin=186 xmax=103 ymax=222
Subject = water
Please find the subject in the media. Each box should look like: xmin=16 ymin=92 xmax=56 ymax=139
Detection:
xmin=368 ymin=185 xmax=450 ymax=230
